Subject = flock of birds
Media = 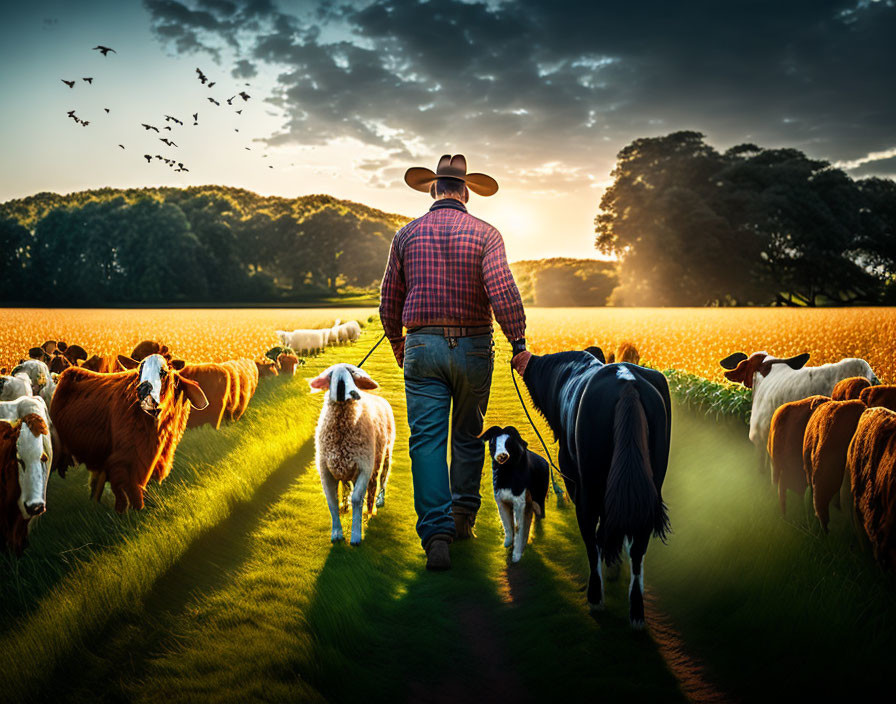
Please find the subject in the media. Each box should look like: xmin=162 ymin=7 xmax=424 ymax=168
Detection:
xmin=60 ymin=44 xmax=293 ymax=174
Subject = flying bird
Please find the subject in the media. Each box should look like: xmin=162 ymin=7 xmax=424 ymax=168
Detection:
xmin=207 ymin=97 xmax=220 ymax=106
xmin=175 ymin=167 xmax=189 ymax=172
xmin=226 ymin=96 xmax=235 ymax=105
xmin=82 ymin=77 xmax=93 ymax=84
xmin=141 ymin=123 xmax=160 ymax=132
xmin=144 ymin=154 xmax=152 ymax=163
xmin=208 ymin=81 xmax=216 ymax=88
xmin=234 ymin=128 xmax=239 ymax=132
xmin=238 ymin=91 xmax=250 ymax=101
xmin=163 ymin=126 xmax=172 ymax=131
xmin=160 ymin=138 xmax=178 ymax=147
xmin=118 ymin=144 xmax=125 ymax=149
xmin=93 ymin=45 xmax=116 ymax=56
xmin=192 ymin=112 xmax=198 ymax=122
xmin=268 ymin=165 xmax=273 ymax=169
xmin=244 ymin=147 xmax=250 ymax=150
xmin=196 ymin=67 xmax=208 ymax=84
xmin=235 ymin=109 xmax=242 ymax=115
xmin=104 ymin=108 xmax=110 ymax=113
xmin=164 ymin=115 xmax=183 ymax=125
xmin=80 ymin=120 xmax=90 ymax=127
xmin=61 ymin=79 xmax=75 ymax=88
xmin=67 ymin=110 xmax=76 ymax=117
xmin=155 ymin=155 xmax=163 ymax=160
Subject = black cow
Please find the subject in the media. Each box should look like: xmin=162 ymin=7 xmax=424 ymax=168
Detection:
xmin=513 ymin=349 xmax=671 ymax=627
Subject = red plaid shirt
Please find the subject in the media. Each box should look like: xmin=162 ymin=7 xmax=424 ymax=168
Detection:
xmin=380 ymin=198 xmax=526 ymax=363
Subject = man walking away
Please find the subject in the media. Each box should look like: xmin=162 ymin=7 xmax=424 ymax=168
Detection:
xmin=380 ymin=154 xmax=527 ymax=571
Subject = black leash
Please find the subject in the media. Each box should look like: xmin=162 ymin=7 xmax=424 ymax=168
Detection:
xmin=357 ymin=330 xmax=566 ymax=499
xmin=357 ymin=332 xmax=387 ymax=368
xmin=510 ymin=364 xmax=567 ymax=499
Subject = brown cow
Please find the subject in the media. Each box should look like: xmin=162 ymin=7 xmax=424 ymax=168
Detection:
xmin=1 ymin=414 xmax=52 ymax=555
xmin=219 ymin=359 xmax=259 ymax=422
xmin=802 ymin=399 xmax=866 ymax=531
xmin=177 ymin=362 xmax=232 ymax=430
xmin=831 ymin=376 xmax=871 ymax=401
xmin=277 ymin=353 xmax=300 ymax=376
xmin=255 ymin=360 xmax=279 ymax=378
xmin=131 ymin=340 xmax=172 ymax=362
xmin=848 ymin=407 xmax=896 ymax=567
xmin=82 ymin=354 xmax=121 ymax=373
xmin=860 ymin=385 xmax=896 ymax=412
xmin=768 ymin=395 xmax=829 ymax=514
xmin=50 ymin=354 xmax=207 ymax=512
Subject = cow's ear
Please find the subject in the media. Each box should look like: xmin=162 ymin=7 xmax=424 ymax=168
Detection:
xmin=478 ymin=425 xmax=502 ymax=441
xmin=782 ymin=352 xmax=810 ymax=370
xmin=170 ymin=359 xmax=186 ymax=370
xmin=585 ymin=346 xmax=606 ymax=364
xmin=176 ymin=374 xmax=208 ymax=409
xmin=117 ymin=355 xmax=139 ymax=370
xmin=719 ymin=352 xmax=748 ymax=370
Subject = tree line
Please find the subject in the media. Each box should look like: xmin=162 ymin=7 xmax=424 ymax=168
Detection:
xmin=0 ymin=187 xmax=407 ymax=304
xmin=596 ymin=131 xmax=896 ymax=306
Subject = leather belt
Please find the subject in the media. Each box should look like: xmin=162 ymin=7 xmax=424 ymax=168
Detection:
xmin=408 ymin=325 xmax=493 ymax=338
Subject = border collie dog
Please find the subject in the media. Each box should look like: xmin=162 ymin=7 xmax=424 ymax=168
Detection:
xmin=480 ymin=425 xmax=549 ymax=563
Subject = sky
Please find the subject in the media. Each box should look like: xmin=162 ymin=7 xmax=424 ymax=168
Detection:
xmin=2 ymin=0 xmax=895 ymax=261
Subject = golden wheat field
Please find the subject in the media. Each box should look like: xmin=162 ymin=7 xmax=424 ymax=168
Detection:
xmin=1 ymin=307 xmax=893 ymax=383
xmin=0 ymin=308 xmax=377 ymax=372
xmin=525 ymin=307 xmax=896 ymax=383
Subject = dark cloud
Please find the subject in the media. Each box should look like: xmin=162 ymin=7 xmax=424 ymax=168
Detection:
xmin=142 ymin=0 xmax=896 ymax=189
xmin=231 ymin=57 xmax=258 ymax=78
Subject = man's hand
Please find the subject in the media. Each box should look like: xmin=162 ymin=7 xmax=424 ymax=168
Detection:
xmin=390 ymin=337 xmax=405 ymax=369
xmin=511 ymin=350 xmax=532 ymax=376
xmin=511 ymin=337 xmax=526 ymax=358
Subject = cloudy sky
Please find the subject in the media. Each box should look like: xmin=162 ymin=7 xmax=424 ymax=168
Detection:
xmin=2 ymin=0 xmax=895 ymax=260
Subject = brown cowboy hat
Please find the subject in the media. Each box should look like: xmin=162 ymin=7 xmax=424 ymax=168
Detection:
xmin=404 ymin=154 xmax=499 ymax=197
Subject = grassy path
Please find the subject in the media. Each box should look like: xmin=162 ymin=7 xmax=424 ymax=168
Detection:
xmin=4 ymin=322 xmax=896 ymax=701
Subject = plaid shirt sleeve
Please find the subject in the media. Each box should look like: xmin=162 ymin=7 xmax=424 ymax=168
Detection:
xmin=482 ymin=227 xmax=526 ymax=342
xmin=379 ymin=230 xmax=407 ymax=361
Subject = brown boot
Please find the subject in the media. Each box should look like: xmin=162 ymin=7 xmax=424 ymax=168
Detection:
xmin=453 ymin=507 xmax=477 ymax=540
xmin=425 ymin=534 xmax=452 ymax=571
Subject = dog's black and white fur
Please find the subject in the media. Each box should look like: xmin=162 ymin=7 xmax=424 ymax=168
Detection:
xmin=480 ymin=425 xmax=549 ymax=563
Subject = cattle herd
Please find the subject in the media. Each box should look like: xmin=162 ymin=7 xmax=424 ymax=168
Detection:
xmin=721 ymin=350 xmax=896 ymax=568
xmin=0 ymin=320 xmax=362 ymax=556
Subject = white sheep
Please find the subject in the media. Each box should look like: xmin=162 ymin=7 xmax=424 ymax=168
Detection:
xmin=309 ymin=363 xmax=395 ymax=545
xmin=330 ymin=320 xmax=361 ymax=345
xmin=720 ymin=350 xmax=879 ymax=455
xmin=275 ymin=328 xmax=329 ymax=355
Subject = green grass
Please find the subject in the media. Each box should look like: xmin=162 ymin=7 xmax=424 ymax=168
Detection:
xmin=2 ymin=322 xmax=895 ymax=702
xmin=650 ymin=407 xmax=896 ymax=699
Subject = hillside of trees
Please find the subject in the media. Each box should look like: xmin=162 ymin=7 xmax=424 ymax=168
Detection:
xmin=511 ymin=258 xmax=618 ymax=306
xmin=596 ymin=131 xmax=896 ymax=306
xmin=0 ymin=186 xmax=410 ymax=304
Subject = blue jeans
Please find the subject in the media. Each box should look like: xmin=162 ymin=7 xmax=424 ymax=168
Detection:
xmin=403 ymin=331 xmax=494 ymax=547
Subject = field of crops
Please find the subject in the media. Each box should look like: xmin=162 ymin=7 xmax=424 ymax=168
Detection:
xmin=3 ymin=307 xmax=893 ymax=383
xmin=525 ymin=307 xmax=896 ymax=382
xmin=0 ymin=308 xmax=376 ymax=371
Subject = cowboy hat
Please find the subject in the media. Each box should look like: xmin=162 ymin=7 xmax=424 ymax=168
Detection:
xmin=404 ymin=154 xmax=499 ymax=197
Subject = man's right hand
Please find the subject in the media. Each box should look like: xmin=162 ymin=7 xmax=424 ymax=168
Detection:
xmin=390 ymin=337 xmax=405 ymax=368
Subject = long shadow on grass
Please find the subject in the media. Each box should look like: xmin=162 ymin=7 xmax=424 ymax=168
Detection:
xmin=300 ymin=506 xmax=685 ymax=703
xmin=32 ymin=437 xmax=316 ymax=704
xmin=0 ymin=376 xmax=298 ymax=633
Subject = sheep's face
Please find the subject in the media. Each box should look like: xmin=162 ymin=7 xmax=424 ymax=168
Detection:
xmin=308 ymin=363 xmax=378 ymax=403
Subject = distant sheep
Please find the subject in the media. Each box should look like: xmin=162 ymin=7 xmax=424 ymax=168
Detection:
xmin=860 ymin=385 xmax=896 ymax=412
xmin=767 ymin=395 xmax=830 ymax=514
xmin=848 ymin=407 xmax=896 ymax=567
xmin=276 ymin=329 xmax=329 ymax=356
xmin=832 ymin=376 xmax=872 ymax=401
xmin=720 ymin=350 xmax=879 ymax=458
xmin=329 ymin=320 xmax=362 ymax=345
xmin=310 ymin=363 xmax=395 ymax=545
xmin=802 ymin=399 xmax=867 ymax=531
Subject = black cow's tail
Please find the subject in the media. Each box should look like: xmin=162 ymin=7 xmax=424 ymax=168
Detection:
xmin=602 ymin=383 xmax=670 ymax=566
